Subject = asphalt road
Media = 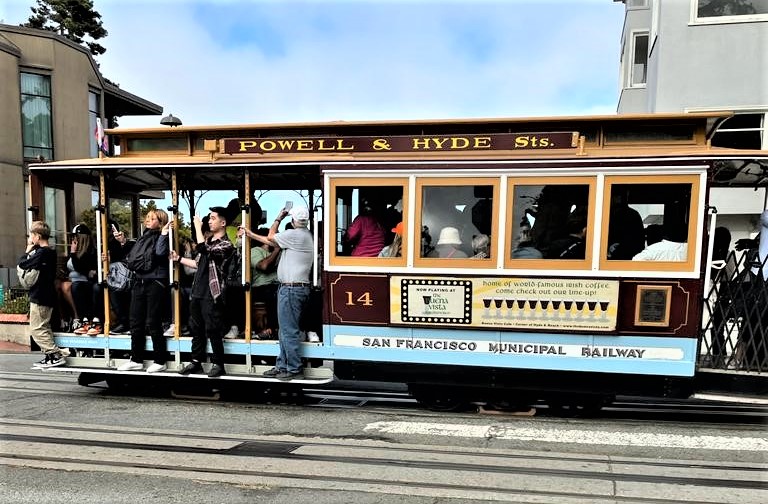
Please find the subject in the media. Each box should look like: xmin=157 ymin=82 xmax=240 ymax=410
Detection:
xmin=0 ymin=352 xmax=765 ymax=503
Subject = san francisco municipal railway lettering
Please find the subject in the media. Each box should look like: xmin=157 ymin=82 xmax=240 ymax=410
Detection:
xmin=363 ymin=337 xmax=477 ymax=351
xmin=358 ymin=337 xmax=649 ymax=358
xmin=582 ymin=347 xmax=646 ymax=358
xmin=222 ymin=132 xmax=579 ymax=154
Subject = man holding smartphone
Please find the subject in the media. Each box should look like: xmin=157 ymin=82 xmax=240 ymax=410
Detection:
xmin=239 ymin=204 xmax=313 ymax=380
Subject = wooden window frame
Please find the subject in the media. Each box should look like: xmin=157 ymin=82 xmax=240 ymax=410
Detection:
xmin=413 ymin=177 xmax=500 ymax=269
xmin=328 ymin=177 xmax=409 ymax=267
xmin=599 ymin=174 xmax=701 ymax=272
xmin=504 ymin=176 xmax=597 ymax=271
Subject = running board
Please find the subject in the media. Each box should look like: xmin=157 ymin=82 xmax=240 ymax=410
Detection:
xmin=690 ymin=393 xmax=768 ymax=405
xmin=39 ymin=363 xmax=334 ymax=385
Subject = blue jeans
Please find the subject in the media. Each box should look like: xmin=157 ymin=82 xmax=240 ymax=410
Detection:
xmin=277 ymin=285 xmax=309 ymax=373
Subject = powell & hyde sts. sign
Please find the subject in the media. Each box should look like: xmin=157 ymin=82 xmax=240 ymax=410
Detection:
xmin=222 ymin=132 xmax=579 ymax=155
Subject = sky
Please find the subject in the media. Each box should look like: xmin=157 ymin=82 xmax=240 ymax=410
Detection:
xmin=1 ymin=0 xmax=626 ymax=128
xmin=1 ymin=0 xmax=626 ymax=221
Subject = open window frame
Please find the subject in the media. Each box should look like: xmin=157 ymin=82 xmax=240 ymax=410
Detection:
xmin=413 ymin=177 xmax=500 ymax=269
xmin=328 ymin=177 xmax=409 ymax=268
xmin=599 ymin=174 xmax=702 ymax=272
xmin=504 ymin=176 xmax=597 ymax=271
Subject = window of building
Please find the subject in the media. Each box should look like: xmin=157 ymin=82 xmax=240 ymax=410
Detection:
xmin=506 ymin=177 xmax=595 ymax=269
xmin=43 ymin=185 xmax=67 ymax=254
xmin=712 ymin=113 xmax=766 ymax=150
xmin=89 ymin=90 xmax=100 ymax=158
xmin=695 ymin=0 xmax=768 ymax=22
xmin=415 ymin=178 xmax=498 ymax=267
xmin=601 ymin=175 xmax=701 ymax=272
xmin=125 ymin=137 xmax=189 ymax=153
xmin=20 ymin=72 xmax=53 ymax=160
xmin=330 ymin=178 xmax=408 ymax=265
xmin=629 ymin=31 xmax=649 ymax=87
xmin=626 ymin=0 xmax=649 ymax=9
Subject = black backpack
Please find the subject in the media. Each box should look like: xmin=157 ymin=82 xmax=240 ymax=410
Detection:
xmin=223 ymin=250 xmax=243 ymax=289
xmin=125 ymin=231 xmax=159 ymax=273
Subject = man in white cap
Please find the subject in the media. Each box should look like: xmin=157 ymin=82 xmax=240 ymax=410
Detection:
xmin=239 ymin=205 xmax=313 ymax=380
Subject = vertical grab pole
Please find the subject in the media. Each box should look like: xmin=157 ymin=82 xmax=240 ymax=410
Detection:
xmin=170 ymin=169 xmax=180 ymax=344
xmin=95 ymin=207 xmax=103 ymax=282
xmin=703 ymin=206 xmax=718 ymax=300
xmin=98 ymin=171 xmax=110 ymax=338
xmin=312 ymin=196 xmax=319 ymax=288
xmin=244 ymin=169 xmax=252 ymax=346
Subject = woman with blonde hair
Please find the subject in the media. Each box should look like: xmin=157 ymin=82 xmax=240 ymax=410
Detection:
xmin=378 ymin=222 xmax=404 ymax=258
xmin=116 ymin=209 xmax=171 ymax=373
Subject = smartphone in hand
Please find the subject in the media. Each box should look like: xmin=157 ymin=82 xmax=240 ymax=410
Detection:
xmin=284 ymin=200 xmax=293 ymax=212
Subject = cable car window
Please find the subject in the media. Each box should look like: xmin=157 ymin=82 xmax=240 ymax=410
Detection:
xmin=419 ymin=183 xmax=494 ymax=261
xmin=601 ymin=174 xmax=701 ymax=272
xmin=506 ymin=177 xmax=595 ymax=269
xmin=329 ymin=178 xmax=408 ymax=266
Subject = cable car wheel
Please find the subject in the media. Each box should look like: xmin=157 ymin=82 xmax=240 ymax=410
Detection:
xmin=408 ymin=384 xmax=470 ymax=412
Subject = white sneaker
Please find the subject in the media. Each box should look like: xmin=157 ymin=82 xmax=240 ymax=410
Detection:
xmin=146 ymin=362 xmax=167 ymax=373
xmin=307 ymin=331 xmax=320 ymax=343
xmin=163 ymin=323 xmax=175 ymax=337
xmin=117 ymin=360 xmax=143 ymax=371
xmin=224 ymin=325 xmax=239 ymax=339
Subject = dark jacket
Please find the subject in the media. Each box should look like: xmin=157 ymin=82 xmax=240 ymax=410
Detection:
xmin=69 ymin=247 xmax=97 ymax=278
xmin=18 ymin=246 xmax=57 ymax=307
xmin=132 ymin=229 xmax=170 ymax=281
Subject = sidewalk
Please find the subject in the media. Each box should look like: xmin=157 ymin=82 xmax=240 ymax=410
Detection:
xmin=0 ymin=340 xmax=30 ymax=353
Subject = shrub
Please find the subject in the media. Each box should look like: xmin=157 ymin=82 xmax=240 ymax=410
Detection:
xmin=0 ymin=292 xmax=30 ymax=314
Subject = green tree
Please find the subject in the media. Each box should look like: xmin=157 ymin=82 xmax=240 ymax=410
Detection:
xmin=23 ymin=0 xmax=108 ymax=56
xmin=79 ymin=198 xmax=190 ymax=246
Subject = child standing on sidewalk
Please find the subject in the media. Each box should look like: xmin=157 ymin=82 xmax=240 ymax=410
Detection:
xmin=18 ymin=221 xmax=66 ymax=368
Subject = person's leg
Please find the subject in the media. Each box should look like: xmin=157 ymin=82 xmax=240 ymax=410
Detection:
xmin=188 ymin=298 xmax=207 ymax=363
xmin=146 ymin=280 xmax=168 ymax=364
xmin=278 ymin=286 xmax=309 ymax=374
xmin=275 ymin=286 xmax=289 ymax=372
xmin=29 ymin=303 xmax=59 ymax=354
xmin=180 ymin=286 xmax=191 ymax=333
xmin=59 ymin=280 xmax=78 ymax=321
xmin=91 ymin=282 xmax=104 ymax=323
xmin=71 ymin=281 xmax=91 ymax=323
xmin=202 ymin=300 xmax=226 ymax=367
xmin=265 ymin=283 xmax=279 ymax=334
xmin=222 ymin=287 xmax=242 ymax=338
xmin=711 ymin=297 xmax=727 ymax=367
xmin=128 ymin=281 xmax=147 ymax=363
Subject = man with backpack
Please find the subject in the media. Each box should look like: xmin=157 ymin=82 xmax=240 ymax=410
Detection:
xmin=116 ymin=209 xmax=170 ymax=373
xmin=19 ymin=221 xmax=66 ymax=368
xmin=177 ymin=206 xmax=235 ymax=378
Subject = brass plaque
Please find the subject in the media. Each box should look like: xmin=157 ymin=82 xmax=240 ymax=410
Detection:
xmin=634 ymin=285 xmax=672 ymax=327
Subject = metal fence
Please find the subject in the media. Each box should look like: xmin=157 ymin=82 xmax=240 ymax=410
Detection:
xmin=701 ymin=250 xmax=768 ymax=373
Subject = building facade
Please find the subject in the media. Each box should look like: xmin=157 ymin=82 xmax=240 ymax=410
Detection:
xmin=0 ymin=24 xmax=161 ymax=270
xmin=615 ymin=0 xmax=767 ymax=239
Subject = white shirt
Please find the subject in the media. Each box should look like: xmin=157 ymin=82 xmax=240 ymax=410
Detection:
xmin=632 ymin=240 xmax=688 ymax=262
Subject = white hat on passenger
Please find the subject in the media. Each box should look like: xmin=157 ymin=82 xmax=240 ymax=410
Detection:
xmin=437 ymin=227 xmax=462 ymax=246
xmin=290 ymin=206 xmax=310 ymax=223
